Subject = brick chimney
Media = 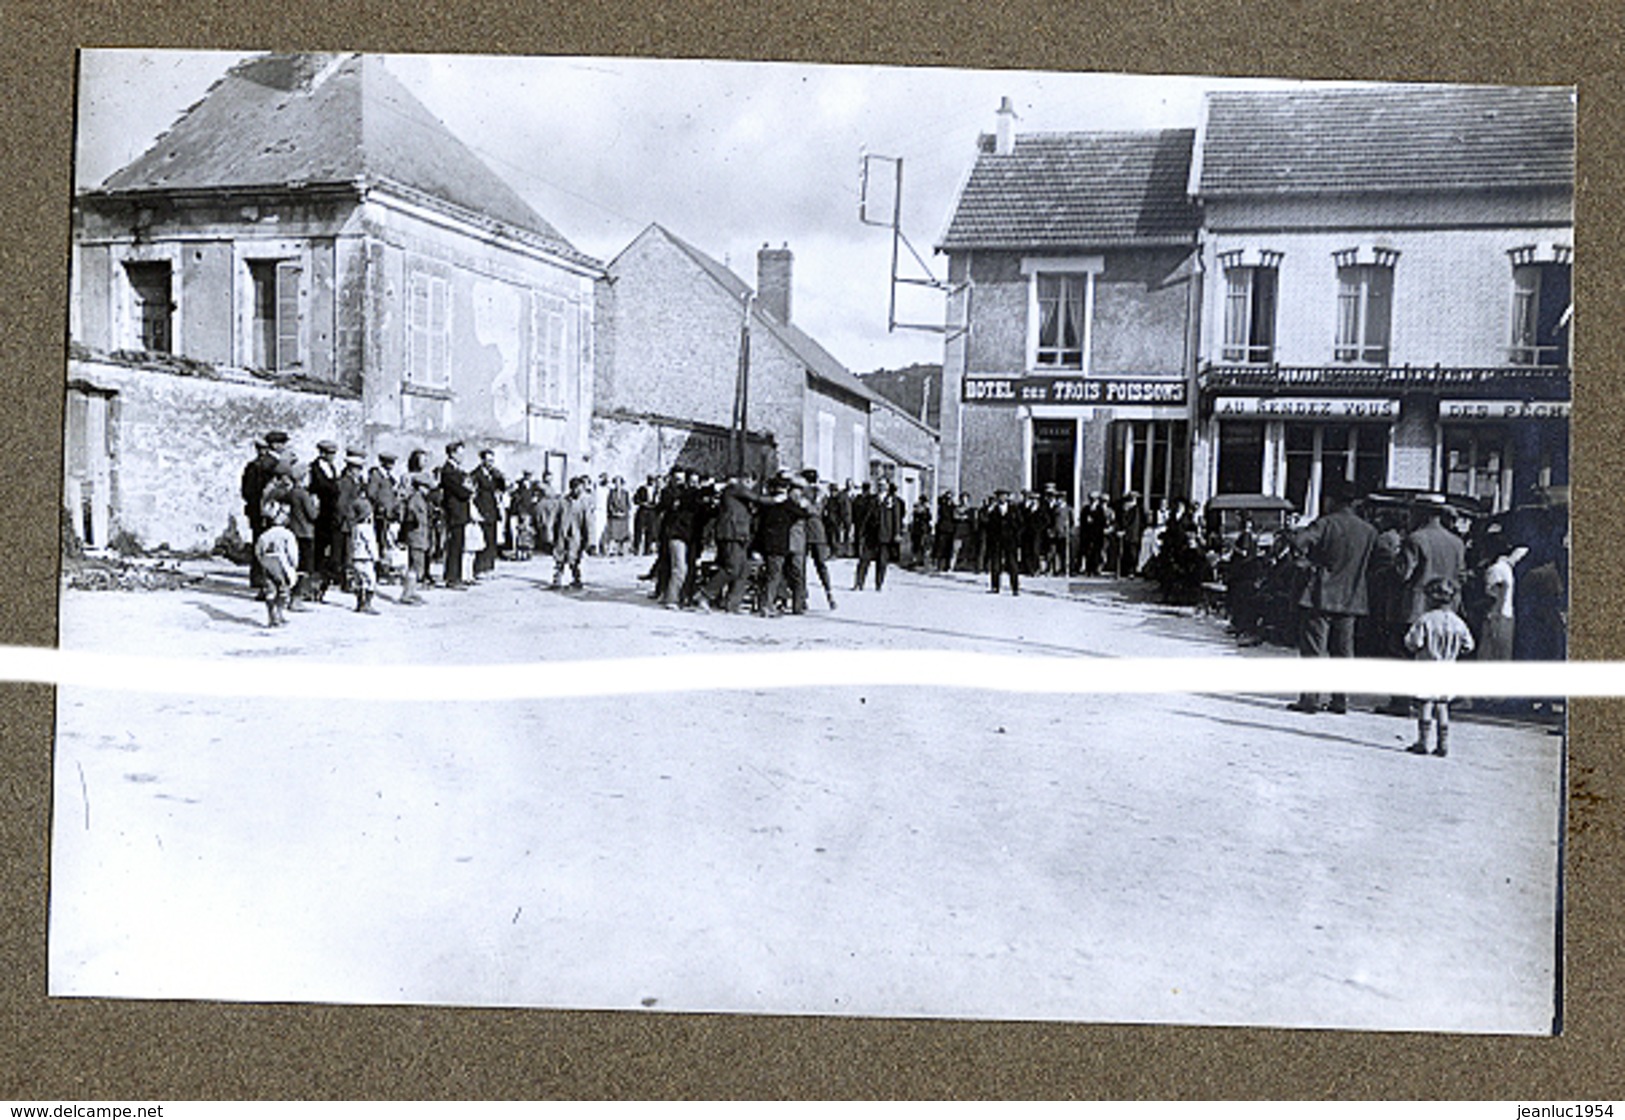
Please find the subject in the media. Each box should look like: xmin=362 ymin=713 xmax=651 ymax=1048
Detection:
xmin=757 ymin=242 xmax=793 ymax=324
xmin=995 ymin=95 xmax=1016 ymax=156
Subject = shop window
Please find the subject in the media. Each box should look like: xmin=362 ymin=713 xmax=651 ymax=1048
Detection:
xmin=1216 ymin=421 xmax=1265 ymax=495
xmin=1222 ymin=265 xmax=1277 ymax=364
xmin=1284 ymin=422 xmax=1390 ymax=517
xmin=248 ymin=259 xmax=304 ymax=372
xmin=1035 ymin=273 xmax=1088 ymax=368
xmin=1509 ymin=262 xmax=1571 ymax=366
xmin=1443 ymin=426 xmax=1512 ymax=512
xmin=1109 ymin=420 xmax=1187 ymax=507
xmin=123 ymin=261 xmax=173 ymax=354
xmin=1334 ymin=263 xmax=1393 ymax=364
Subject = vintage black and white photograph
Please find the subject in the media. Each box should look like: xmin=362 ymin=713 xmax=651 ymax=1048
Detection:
xmin=52 ymin=49 xmax=1571 ymax=1033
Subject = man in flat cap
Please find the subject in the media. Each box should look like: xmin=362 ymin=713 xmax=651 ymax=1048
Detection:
xmin=327 ymin=449 xmax=368 ymax=591
xmin=308 ymin=439 xmax=341 ymax=599
xmin=367 ymin=452 xmax=402 ymax=578
xmin=240 ymin=431 xmax=288 ymax=598
xmin=983 ymin=488 xmax=1023 ymax=595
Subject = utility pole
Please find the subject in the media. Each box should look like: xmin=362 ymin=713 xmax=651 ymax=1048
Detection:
xmin=731 ymin=292 xmax=753 ymax=477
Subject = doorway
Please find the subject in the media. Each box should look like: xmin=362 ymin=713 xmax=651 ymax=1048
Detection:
xmin=1031 ymin=418 xmax=1077 ymax=500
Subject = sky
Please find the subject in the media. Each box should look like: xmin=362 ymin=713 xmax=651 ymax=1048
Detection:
xmin=75 ymin=50 xmax=1337 ymax=373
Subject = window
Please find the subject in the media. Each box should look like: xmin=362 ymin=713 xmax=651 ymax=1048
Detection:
xmin=530 ymin=293 xmax=569 ymax=410
xmin=248 ymin=259 xmax=304 ymax=372
xmin=1035 ymin=273 xmax=1087 ymax=368
xmin=1108 ymin=420 xmax=1188 ymax=507
xmin=1222 ymin=265 xmax=1277 ymax=364
xmin=851 ymin=421 xmax=866 ymax=485
xmin=1216 ymin=420 xmax=1265 ymax=495
xmin=1283 ymin=423 xmax=1389 ymax=518
xmin=406 ymin=271 xmax=450 ymax=387
xmin=123 ymin=261 xmax=173 ymax=353
xmin=1335 ymin=262 xmax=1393 ymax=364
xmin=1509 ymin=261 xmax=1571 ymax=366
xmin=816 ymin=412 xmax=836 ymax=482
xmin=1443 ymin=426 xmax=1512 ymax=513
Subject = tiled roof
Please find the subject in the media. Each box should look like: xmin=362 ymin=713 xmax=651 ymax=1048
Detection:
xmin=1196 ymin=85 xmax=1574 ymax=197
xmin=92 ymin=53 xmax=598 ymax=268
xmin=651 ymin=225 xmax=881 ymax=409
xmin=938 ymin=129 xmax=1199 ymax=251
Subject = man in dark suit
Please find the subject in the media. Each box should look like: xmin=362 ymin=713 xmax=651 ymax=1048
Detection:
xmin=1399 ymin=493 xmax=1467 ymax=627
xmin=241 ymin=431 xmax=287 ymax=597
xmin=1116 ymin=492 xmax=1146 ymax=578
xmin=854 ymin=481 xmax=904 ymax=590
xmin=307 ymin=439 xmax=341 ymax=599
xmin=983 ymin=488 xmax=1023 ymax=595
xmin=438 ymin=441 xmax=474 ymax=589
xmin=333 ymin=449 xmax=369 ymax=591
xmin=1287 ymin=479 xmax=1378 ymax=714
xmin=849 ymin=482 xmax=875 ymax=588
xmin=470 ymin=448 xmax=507 ymax=578
xmin=700 ymin=475 xmax=759 ymax=613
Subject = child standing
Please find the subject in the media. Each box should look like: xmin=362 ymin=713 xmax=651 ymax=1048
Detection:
xmin=398 ymin=472 xmax=432 ymax=605
xmin=349 ymin=496 xmax=381 ymax=615
xmin=1404 ymin=576 xmax=1475 ymax=757
xmin=254 ymin=502 xmax=299 ymax=628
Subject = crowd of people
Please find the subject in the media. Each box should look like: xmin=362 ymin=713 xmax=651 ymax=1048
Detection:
xmin=240 ymin=433 xmax=641 ymax=625
xmin=1220 ymin=485 xmax=1568 ymax=666
xmin=239 ymin=430 xmax=1569 ymax=732
xmin=1220 ymin=477 xmax=1569 ymax=752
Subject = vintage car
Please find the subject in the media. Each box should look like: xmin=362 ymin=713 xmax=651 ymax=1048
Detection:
xmin=1203 ymin=493 xmax=1297 ymax=553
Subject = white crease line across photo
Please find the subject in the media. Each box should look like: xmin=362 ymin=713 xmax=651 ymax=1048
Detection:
xmin=0 ymin=645 xmax=1608 ymax=701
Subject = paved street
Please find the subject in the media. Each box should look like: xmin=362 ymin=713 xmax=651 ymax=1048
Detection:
xmin=49 ymin=554 xmax=1563 ymax=1032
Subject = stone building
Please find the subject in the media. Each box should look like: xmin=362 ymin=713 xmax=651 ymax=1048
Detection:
xmin=596 ymin=225 xmax=878 ymax=484
xmin=1190 ymin=85 xmax=1574 ymax=519
xmin=66 ymin=52 xmax=601 ymax=552
xmin=937 ymin=108 xmax=1202 ymax=506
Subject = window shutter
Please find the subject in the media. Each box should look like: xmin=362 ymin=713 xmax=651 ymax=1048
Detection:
xmin=408 ymin=275 xmax=427 ymax=383
xmin=1335 ymin=268 xmax=1361 ymax=359
xmin=1363 ymin=265 xmax=1393 ymax=361
xmin=429 ymin=277 xmax=450 ymax=385
xmin=547 ymin=302 xmax=565 ymax=408
xmin=275 ymin=260 xmax=302 ymax=371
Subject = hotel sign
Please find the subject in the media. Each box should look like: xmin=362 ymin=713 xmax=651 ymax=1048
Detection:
xmin=962 ymin=375 xmax=1187 ymax=407
xmin=1214 ymin=396 xmax=1399 ymax=420
xmin=1440 ymin=399 xmax=1572 ymax=421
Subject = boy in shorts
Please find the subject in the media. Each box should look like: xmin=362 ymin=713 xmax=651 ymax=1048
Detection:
xmin=1404 ymin=576 xmax=1475 ymax=757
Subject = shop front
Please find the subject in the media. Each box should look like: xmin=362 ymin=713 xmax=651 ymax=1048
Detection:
xmin=964 ymin=373 xmax=1190 ymax=505
xmin=1437 ymin=398 xmax=1570 ymax=513
xmin=1197 ymin=373 xmax=1571 ymax=519
xmin=1206 ymin=395 xmax=1400 ymax=521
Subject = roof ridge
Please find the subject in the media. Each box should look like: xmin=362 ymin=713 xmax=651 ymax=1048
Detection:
xmin=93 ymin=51 xmax=592 ymax=258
